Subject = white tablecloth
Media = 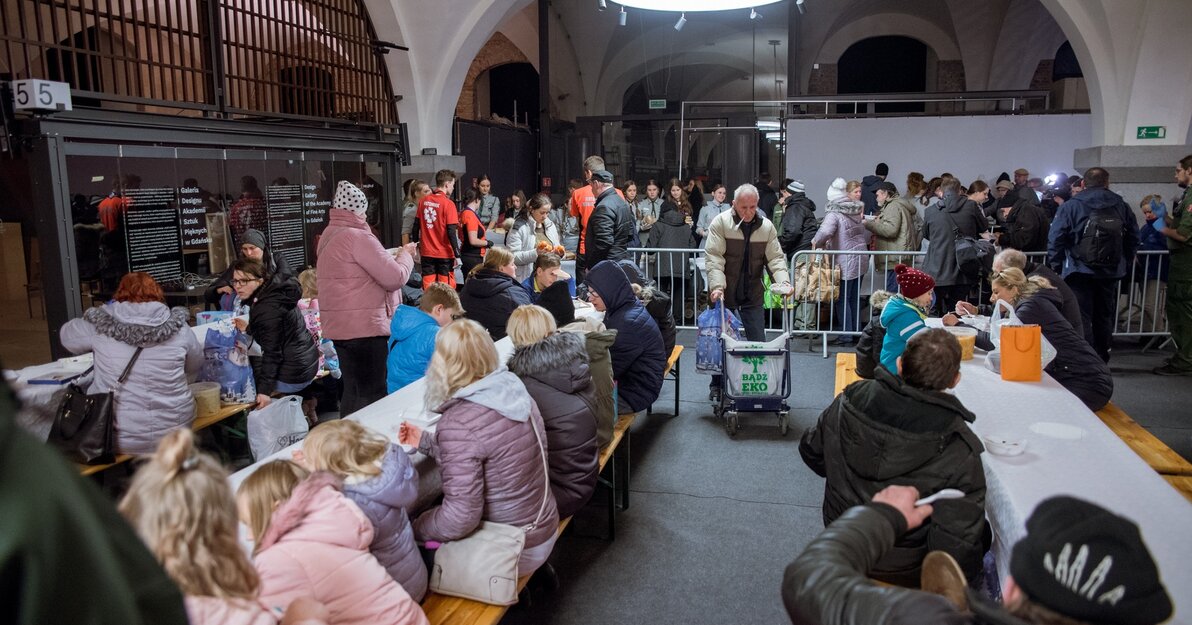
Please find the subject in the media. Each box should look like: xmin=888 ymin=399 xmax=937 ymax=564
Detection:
xmin=949 ymin=350 xmax=1192 ymax=622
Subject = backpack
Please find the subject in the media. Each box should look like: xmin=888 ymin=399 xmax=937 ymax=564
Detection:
xmin=1075 ymin=208 xmax=1123 ymax=268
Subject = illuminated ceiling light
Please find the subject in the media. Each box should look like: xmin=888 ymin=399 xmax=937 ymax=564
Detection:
xmin=796 ymin=0 xmax=805 ymax=14
xmin=749 ymin=8 xmax=760 ymax=19
xmin=598 ymin=0 xmax=607 ymax=11
xmin=618 ymin=0 xmax=783 ymax=11
xmin=619 ymin=6 xmax=628 ymax=25
xmin=674 ymin=13 xmax=686 ymax=30
xmin=756 ymin=120 xmax=780 ymax=131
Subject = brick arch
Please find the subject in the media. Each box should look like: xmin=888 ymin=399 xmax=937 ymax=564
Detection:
xmin=454 ymin=31 xmax=532 ymax=120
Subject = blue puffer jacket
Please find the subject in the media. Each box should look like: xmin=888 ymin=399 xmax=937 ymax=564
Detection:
xmin=585 ymin=260 xmax=665 ymax=412
xmin=386 ymin=305 xmax=439 ymax=393
xmin=339 ymin=445 xmax=428 ymax=601
xmin=879 ymin=295 xmax=929 ymax=374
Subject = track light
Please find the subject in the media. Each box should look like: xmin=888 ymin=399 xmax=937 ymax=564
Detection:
xmin=674 ymin=12 xmax=686 ymax=31
xmin=750 ymin=8 xmax=760 ymax=19
xmin=795 ymin=0 xmax=805 ymax=14
xmin=619 ymin=6 xmax=627 ymax=26
xmin=597 ymin=0 xmax=607 ymax=11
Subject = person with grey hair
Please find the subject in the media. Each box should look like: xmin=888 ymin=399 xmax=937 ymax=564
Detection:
xmin=957 ymin=248 xmax=1083 ymax=331
xmin=704 ymin=183 xmax=791 ymax=401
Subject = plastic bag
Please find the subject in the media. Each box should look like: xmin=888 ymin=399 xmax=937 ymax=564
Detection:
xmin=198 ymin=326 xmax=257 ymax=404
xmin=722 ymin=333 xmax=787 ymax=397
xmin=985 ymin=299 xmax=1057 ymax=373
xmin=247 ymin=395 xmax=309 ymax=460
xmin=696 ymin=302 xmax=743 ymax=374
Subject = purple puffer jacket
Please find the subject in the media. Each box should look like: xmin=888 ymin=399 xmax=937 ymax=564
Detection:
xmin=812 ymin=201 xmax=870 ymax=280
xmin=506 ymin=331 xmax=599 ymax=519
xmin=413 ymin=370 xmax=559 ymax=556
xmin=316 ymin=209 xmax=414 ymax=341
xmin=340 ymin=445 xmax=428 ymax=601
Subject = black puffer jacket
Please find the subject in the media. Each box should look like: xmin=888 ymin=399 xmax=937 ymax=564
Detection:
xmin=507 ymin=332 xmax=600 ymax=518
xmin=779 ymin=194 xmax=819 ymax=256
xmin=799 ymin=366 xmax=988 ymax=586
xmin=460 ymin=268 xmax=533 ymax=341
xmin=246 ymin=273 xmax=319 ymax=395
xmin=971 ymin=287 xmax=1112 ymax=411
xmin=205 ymin=252 xmax=292 ymax=307
xmin=855 ymin=290 xmax=892 ymax=379
xmin=586 ymin=186 xmax=636 ymax=267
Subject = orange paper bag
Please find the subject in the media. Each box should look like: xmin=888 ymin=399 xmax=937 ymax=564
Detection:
xmin=1000 ymin=324 xmax=1043 ymax=381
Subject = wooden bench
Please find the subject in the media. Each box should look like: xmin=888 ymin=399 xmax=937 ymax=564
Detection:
xmin=834 ymin=352 xmax=861 ymax=397
xmin=1095 ymin=402 xmax=1192 ymax=477
xmin=647 ymin=345 xmax=684 ymax=417
xmin=1162 ymin=474 xmax=1192 ymax=504
xmin=78 ymin=402 xmax=254 ymax=476
xmin=421 ymin=413 xmax=636 ymax=625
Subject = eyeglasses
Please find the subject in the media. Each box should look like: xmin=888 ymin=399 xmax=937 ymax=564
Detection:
xmin=230 ymin=278 xmax=261 ymax=286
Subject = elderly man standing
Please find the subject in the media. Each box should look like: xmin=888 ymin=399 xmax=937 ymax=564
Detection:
xmin=585 ymin=169 xmax=636 ymax=268
xmin=705 ymin=183 xmax=791 ymax=401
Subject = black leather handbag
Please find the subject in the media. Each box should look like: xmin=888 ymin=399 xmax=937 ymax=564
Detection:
xmin=48 ymin=347 xmax=143 ymax=464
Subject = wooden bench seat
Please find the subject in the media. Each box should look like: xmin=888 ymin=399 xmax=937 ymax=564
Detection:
xmin=1095 ymin=402 xmax=1192 ymax=477
xmin=78 ymin=402 xmax=254 ymax=476
xmin=834 ymin=352 xmax=861 ymax=397
xmin=421 ymin=413 xmax=636 ymax=625
xmin=1162 ymin=474 xmax=1192 ymax=503
xmin=648 ymin=345 xmax=684 ymax=417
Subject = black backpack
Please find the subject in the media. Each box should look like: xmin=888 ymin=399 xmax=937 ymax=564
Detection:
xmin=1075 ymin=208 xmax=1123 ymax=268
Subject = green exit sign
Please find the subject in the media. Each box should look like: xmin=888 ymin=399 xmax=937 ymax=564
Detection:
xmin=1137 ymin=126 xmax=1166 ymax=139
xmin=648 ymin=99 xmax=667 ymax=110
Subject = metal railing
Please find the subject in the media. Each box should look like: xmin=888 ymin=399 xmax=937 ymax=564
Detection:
xmin=626 ymin=246 xmax=1172 ymax=357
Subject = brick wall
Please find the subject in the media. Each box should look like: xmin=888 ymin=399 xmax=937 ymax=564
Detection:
xmin=937 ymin=60 xmax=966 ymax=92
xmin=808 ymin=64 xmax=837 ymax=95
xmin=1030 ymin=60 xmax=1054 ymax=91
xmin=454 ymin=32 xmax=531 ymax=120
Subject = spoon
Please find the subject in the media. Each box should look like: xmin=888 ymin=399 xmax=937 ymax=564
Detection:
xmin=915 ymin=488 xmax=965 ymax=507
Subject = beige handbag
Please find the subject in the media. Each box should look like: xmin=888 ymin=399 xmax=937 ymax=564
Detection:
xmin=428 ymin=416 xmax=551 ymax=605
xmin=793 ymin=254 xmax=841 ymax=303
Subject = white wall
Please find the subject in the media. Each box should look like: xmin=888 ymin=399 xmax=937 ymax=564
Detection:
xmin=786 ymin=114 xmax=1092 ymax=213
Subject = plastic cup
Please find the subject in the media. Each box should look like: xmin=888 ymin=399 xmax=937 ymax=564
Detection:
xmin=944 ymin=326 xmax=978 ymax=360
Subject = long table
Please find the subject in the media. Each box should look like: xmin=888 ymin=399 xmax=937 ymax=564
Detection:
xmin=950 ymin=351 xmax=1192 ymax=622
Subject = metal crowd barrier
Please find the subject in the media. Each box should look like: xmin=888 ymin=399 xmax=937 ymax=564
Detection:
xmin=624 ymin=246 xmax=1172 ymax=357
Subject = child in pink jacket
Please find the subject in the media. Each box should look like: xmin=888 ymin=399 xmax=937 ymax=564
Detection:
xmin=237 ymin=461 xmax=429 ymax=625
xmin=118 ymin=430 xmax=329 ymax=625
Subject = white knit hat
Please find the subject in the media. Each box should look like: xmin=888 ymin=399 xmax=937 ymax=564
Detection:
xmin=333 ymin=180 xmax=369 ymax=215
xmin=826 ymin=177 xmax=848 ymax=203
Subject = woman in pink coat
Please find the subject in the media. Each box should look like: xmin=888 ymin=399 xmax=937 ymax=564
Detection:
xmin=813 ymin=178 xmax=871 ymax=345
xmin=316 ymin=181 xmax=415 ymax=415
xmin=238 ymin=462 xmax=428 ymax=625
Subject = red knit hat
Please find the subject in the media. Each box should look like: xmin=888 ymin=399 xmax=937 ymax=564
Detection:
xmin=894 ymin=264 xmax=935 ymax=299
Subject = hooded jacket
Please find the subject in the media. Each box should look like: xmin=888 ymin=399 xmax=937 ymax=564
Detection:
xmin=340 ymin=445 xmax=427 ymax=601
xmin=997 ymin=189 xmax=1049 ymax=252
xmin=386 ymin=305 xmax=439 ymax=393
xmin=646 ymin=204 xmax=696 ymax=278
xmin=316 ymin=209 xmax=414 ymax=341
xmin=879 ymin=294 xmax=928 ymax=374
xmin=577 ymin=328 xmax=618 ymax=446
xmin=813 ymin=200 xmax=870 ymax=280
xmin=585 ymin=186 xmax=636 ymax=267
xmin=255 ymin=473 xmax=428 ymax=625
xmin=970 ymin=287 xmax=1113 ymax=411
xmin=414 ymin=370 xmax=559 ymax=556
xmin=1046 ymin=186 xmax=1140 ymax=280
xmin=864 ymin=196 xmax=920 ymax=271
xmin=507 ymin=332 xmax=600 ymax=519
xmin=246 ymin=274 xmax=319 ymax=395
xmin=584 ymin=261 xmax=666 ymax=413
xmin=60 ymin=302 xmax=203 ymax=455
xmin=0 ymin=383 xmax=190 ymax=625
xmin=616 ymin=259 xmax=677 ymax=358
xmin=705 ymin=209 xmax=791 ymax=309
xmin=506 ymin=215 xmax=563 ymax=283
xmin=779 ymin=193 xmax=819 ymax=256
xmin=799 ymin=366 xmax=988 ymax=586
xmin=922 ymin=193 xmax=988 ymax=286
xmin=460 ymin=268 xmax=533 ymax=341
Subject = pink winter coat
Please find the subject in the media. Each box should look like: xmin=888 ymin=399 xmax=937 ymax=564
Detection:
xmin=812 ymin=200 xmax=871 ymax=280
xmin=254 ymin=472 xmax=428 ymax=625
xmin=185 ymin=597 xmax=275 ymax=625
xmin=316 ymin=210 xmax=414 ymax=341
xmin=413 ymin=371 xmax=560 ymax=559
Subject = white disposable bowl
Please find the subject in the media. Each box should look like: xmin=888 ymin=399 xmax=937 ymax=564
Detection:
xmin=983 ymin=434 xmax=1027 ymax=457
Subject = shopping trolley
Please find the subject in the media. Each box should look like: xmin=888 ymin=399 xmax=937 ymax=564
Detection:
xmin=711 ymin=289 xmax=792 ymax=437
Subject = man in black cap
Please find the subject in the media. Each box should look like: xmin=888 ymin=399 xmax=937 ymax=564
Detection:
xmin=861 ymin=162 xmax=890 ymax=215
xmin=783 ymin=484 xmax=1173 ymax=625
xmin=585 ymin=169 xmax=636 ymax=267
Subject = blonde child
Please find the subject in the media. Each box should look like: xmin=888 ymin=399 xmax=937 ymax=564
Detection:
xmin=297 ymin=420 xmax=427 ymax=600
xmin=237 ymin=460 xmax=429 ymax=625
xmin=118 ymin=430 xmax=329 ymax=625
